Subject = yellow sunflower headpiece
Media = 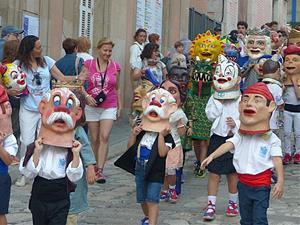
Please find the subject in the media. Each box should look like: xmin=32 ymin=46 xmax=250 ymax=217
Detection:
xmin=189 ymin=30 xmax=225 ymax=63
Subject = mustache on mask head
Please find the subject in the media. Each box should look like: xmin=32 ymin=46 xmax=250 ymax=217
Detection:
xmin=46 ymin=111 xmax=74 ymax=128
xmin=143 ymin=105 xmax=166 ymax=118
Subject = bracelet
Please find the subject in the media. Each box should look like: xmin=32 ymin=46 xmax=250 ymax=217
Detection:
xmin=85 ymin=94 xmax=90 ymax=98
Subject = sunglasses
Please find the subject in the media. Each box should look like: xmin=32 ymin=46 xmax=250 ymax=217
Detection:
xmin=32 ymin=72 xmax=42 ymax=86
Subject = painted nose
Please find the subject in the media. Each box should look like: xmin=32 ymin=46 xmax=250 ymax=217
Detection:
xmin=149 ymin=99 xmax=161 ymax=107
xmin=54 ymin=106 xmax=70 ymax=114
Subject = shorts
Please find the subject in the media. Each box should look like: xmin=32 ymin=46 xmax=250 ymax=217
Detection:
xmin=0 ymin=173 xmax=11 ymax=214
xmin=85 ymin=105 xmax=117 ymax=121
xmin=166 ymin=146 xmax=183 ymax=170
xmin=135 ymin=160 xmax=162 ymax=204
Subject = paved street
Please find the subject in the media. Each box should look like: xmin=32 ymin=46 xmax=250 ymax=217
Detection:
xmin=7 ymin=151 xmax=300 ymax=225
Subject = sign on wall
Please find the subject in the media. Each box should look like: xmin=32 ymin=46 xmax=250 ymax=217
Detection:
xmin=136 ymin=0 xmax=163 ymax=37
xmin=22 ymin=13 xmax=39 ymax=37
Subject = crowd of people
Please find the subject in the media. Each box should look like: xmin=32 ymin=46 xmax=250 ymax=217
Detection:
xmin=0 ymin=18 xmax=299 ymax=225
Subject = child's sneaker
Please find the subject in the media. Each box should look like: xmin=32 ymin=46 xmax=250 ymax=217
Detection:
xmin=293 ymin=153 xmax=300 ymax=164
xmin=94 ymin=166 xmax=106 ymax=183
xmin=225 ymin=200 xmax=238 ymax=217
xmin=168 ymin=188 xmax=177 ymax=203
xmin=283 ymin=153 xmax=292 ymax=165
xmin=140 ymin=217 xmax=149 ymax=225
xmin=160 ymin=190 xmax=169 ymax=202
xmin=195 ymin=169 xmax=206 ymax=178
xmin=203 ymin=201 xmax=216 ymax=221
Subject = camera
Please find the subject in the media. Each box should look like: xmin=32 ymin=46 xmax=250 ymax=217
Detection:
xmin=94 ymin=91 xmax=106 ymax=105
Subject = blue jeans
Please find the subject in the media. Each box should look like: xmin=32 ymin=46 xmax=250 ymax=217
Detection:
xmin=238 ymin=182 xmax=271 ymax=225
xmin=135 ymin=160 xmax=162 ymax=204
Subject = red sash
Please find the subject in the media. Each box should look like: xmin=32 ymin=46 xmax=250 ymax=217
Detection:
xmin=238 ymin=169 xmax=272 ymax=187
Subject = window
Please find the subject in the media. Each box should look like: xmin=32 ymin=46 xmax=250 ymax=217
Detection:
xmin=79 ymin=0 xmax=94 ymax=46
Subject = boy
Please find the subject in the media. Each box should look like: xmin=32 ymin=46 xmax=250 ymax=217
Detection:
xmin=202 ymin=82 xmax=284 ymax=225
xmin=0 ymin=85 xmax=18 ymax=225
xmin=170 ymin=41 xmax=187 ymax=70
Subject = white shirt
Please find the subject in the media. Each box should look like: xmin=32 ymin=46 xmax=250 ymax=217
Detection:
xmin=205 ymin=96 xmax=240 ymax=137
xmin=169 ymin=108 xmax=188 ymax=147
xmin=267 ymin=83 xmax=284 ymax=130
xmin=19 ymin=145 xmax=83 ymax=183
xmin=1 ymin=134 xmax=18 ymax=156
xmin=227 ymin=132 xmax=282 ymax=175
xmin=140 ymin=132 xmax=173 ymax=149
xmin=77 ymin=52 xmax=93 ymax=61
xmin=129 ymin=42 xmax=144 ymax=69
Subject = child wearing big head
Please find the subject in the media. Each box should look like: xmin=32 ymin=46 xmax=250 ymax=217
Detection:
xmin=115 ymin=88 xmax=176 ymax=225
xmin=201 ymin=82 xmax=284 ymax=225
xmin=0 ymin=85 xmax=18 ymax=225
xmin=202 ymin=55 xmax=241 ymax=221
xmin=19 ymin=88 xmax=84 ymax=225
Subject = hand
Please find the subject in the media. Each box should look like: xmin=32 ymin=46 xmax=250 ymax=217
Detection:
xmin=272 ymin=182 xmax=284 ymax=199
xmin=200 ymin=156 xmax=213 ymax=170
xmin=72 ymin=140 xmax=82 ymax=154
xmin=159 ymin=126 xmax=171 ymax=137
xmin=186 ymin=127 xmax=193 ymax=136
xmin=226 ymin=117 xmax=236 ymax=129
xmin=86 ymin=95 xmax=97 ymax=107
xmin=6 ymin=88 xmax=22 ymax=97
xmin=86 ymin=165 xmax=95 ymax=185
xmin=132 ymin=124 xmax=143 ymax=136
xmin=34 ymin=137 xmax=43 ymax=154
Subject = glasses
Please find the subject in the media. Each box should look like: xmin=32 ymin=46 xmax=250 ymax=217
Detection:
xmin=32 ymin=72 xmax=42 ymax=86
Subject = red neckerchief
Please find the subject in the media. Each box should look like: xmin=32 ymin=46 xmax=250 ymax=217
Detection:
xmin=239 ymin=129 xmax=270 ymax=135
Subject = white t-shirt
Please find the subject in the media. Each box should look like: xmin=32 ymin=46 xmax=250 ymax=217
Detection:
xmin=140 ymin=132 xmax=173 ymax=149
xmin=77 ymin=52 xmax=93 ymax=61
xmin=227 ymin=132 xmax=282 ymax=175
xmin=1 ymin=134 xmax=18 ymax=156
xmin=169 ymin=108 xmax=188 ymax=147
xmin=205 ymin=96 xmax=240 ymax=137
xmin=20 ymin=144 xmax=83 ymax=183
xmin=267 ymin=83 xmax=284 ymax=130
xmin=129 ymin=42 xmax=144 ymax=69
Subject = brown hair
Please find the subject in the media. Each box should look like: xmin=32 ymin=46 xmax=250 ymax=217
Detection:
xmin=96 ymin=37 xmax=115 ymax=49
xmin=62 ymin=38 xmax=78 ymax=54
xmin=77 ymin=36 xmax=91 ymax=52
xmin=174 ymin=41 xmax=183 ymax=49
xmin=148 ymin=33 xmax=160 ymax=43
xmin=2 ymin=40 xmax=19 ymax=63
xmin=134 ymin=28 xmax=147 ymax=40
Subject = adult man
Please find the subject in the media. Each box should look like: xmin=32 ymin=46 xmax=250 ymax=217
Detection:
xmin=0 ymin=26 xmax=23 ymax=61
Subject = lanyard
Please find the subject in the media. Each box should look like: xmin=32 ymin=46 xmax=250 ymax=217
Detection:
xmin=97 ymin=58 xmax=109 ymax=88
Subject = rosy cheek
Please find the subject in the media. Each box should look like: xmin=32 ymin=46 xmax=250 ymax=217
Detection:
xmin=227 ymin=77 xmax=232 ymax=81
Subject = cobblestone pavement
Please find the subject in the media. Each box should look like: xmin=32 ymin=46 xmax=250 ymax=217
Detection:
xmin=7 ymin=152 xmax=300 ymax=225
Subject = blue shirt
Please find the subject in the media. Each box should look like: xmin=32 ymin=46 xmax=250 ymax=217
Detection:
xmin=55 ymin=53 xmax=83 ymax=76
xmin=15 ymin=56 xmax=55 ymax=111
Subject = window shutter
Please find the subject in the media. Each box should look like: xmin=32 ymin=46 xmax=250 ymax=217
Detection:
xmin=79 ymin=0 xmax=94 ymax=46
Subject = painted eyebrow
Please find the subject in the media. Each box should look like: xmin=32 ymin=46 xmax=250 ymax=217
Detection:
xmin=254 ymin=95 xmax=264 ymax=100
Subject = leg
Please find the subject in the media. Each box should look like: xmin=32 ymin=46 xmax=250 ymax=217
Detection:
xmin=283 ymin=110 xmax=293 ymax=155
xmin=141 ymin=203 xmax=149 ymax=218
xmin=252 ymin=186 xmax=270 ymax=225
xmin=227 ymin=173 xmax=238 ymax=194
xmin=147 ymin=202 xmax=159 ymax=225
xmin=66 ymin=214 xmax=78 ymax=225
xmin=237 ymin=182 xmax=254 ymax=225
xmin=226 ymin=173 xmax=239 ymax=216
xmin=203 ymin=172 xmax=220 ymax=220
xmin=193 ymin=140 xmax=201 ymax=162
xmin=98 ymin=119 xmax=114 ymax=169
xmin=0 ymin=215 xmax=7 ymax=225
xmin=293 ymin=112 xmax=300 ymax=156
xmin=87 ymin=121 xmax=100 ymax=160
xmin=48 ymin=199 xmax=70 ymax=225
xmin=207 ymin=172 xmax=220 ymax=196
xmin=199 ymin=140 xmax=209 ymax=163
xmin=29 ymin=198 xmax=48 ymax=225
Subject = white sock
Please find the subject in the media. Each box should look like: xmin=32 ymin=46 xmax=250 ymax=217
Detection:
xmin=169 ymin=185 xmax=176 ymax=190
xmin=207 ymin=196 xmax=216 ymax=213
xmin=229 ymin=192 xmax=238 ymax=203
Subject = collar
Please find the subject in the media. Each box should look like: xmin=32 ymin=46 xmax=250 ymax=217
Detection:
xmin=262 ymin=78 xmax=282 ymax=87
xmin=239 ymin=129 xmax=270 ymax=135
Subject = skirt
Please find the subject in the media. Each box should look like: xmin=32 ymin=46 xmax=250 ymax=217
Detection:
xmin=166 ymin=146 xmax=184 ymax=169
xmin=207 ymin=133 xmax=236 ymax=175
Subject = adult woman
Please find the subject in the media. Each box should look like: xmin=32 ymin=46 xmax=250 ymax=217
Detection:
xmin=14 ymin=35 xmax=81 ymax=186
xmin=81 ymin=37 xmax=121 ymax=183
xmin=132 ymin=42 xmax=167 ymax=83
xmin=129 ymin=28 xmax=147 ymax=70
xmin=77 ymin=36 xmax=93 ymax=61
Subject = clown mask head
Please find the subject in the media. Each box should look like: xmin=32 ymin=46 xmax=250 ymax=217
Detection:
xmin=283 ymin=45 xmax=300 ymax=84
xmin=0 ymin=85 xmax=13 ymax=141
xmin=0 ymin=63 xmax=26 ymax=92
xmin=38 ymin=88 xmax=82 ymax=148
xmin=288 ymin=29 xmax=300 ymax=47
xmin=189 ymin=30 xmax=224 ymax=63
xmin=239 ymin=83 xmax=275 ymax=134
xmin=213 ymin=55 xmax=241 ymax=99
xmin=141 ymin=88 xmax=177 ymax=132
xmin=132 ymin=79 xmax=155 ymax=114
xmin=245 ymin=28 xmax=271 ymax=60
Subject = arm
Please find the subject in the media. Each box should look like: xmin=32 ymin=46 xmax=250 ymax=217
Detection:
xmin=272 ymin=156 xmax=284 ymax=199
xmin=50 ymin=65 xmax=78 ymax=82
xmin=128 ymin=125 xmax=142 ymax=148
xmin=131 ymin=68 xmax=143 ymax=81
xmin=291 ymin=77 xmax=300 ymax=99
xmin=0 ymin=146 xmax=12 ymax=165
xmin=157 ymin=133 xmax=171 ymax=157
xmin=66 ymin=140 xmax=84 ymax=182
xmin=116 ymin=71 xmax=122 ymax=118
xmin=177 ymin=119 xmax=187 ymax=137
xmin=201 ymin=141 xmax=234 ymax=169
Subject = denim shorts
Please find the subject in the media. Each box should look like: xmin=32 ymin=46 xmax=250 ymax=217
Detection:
xmin=0 ymin=173 xmax=11 ymax=214
xmin=135 ymin=160 xmax=162 ymax=204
